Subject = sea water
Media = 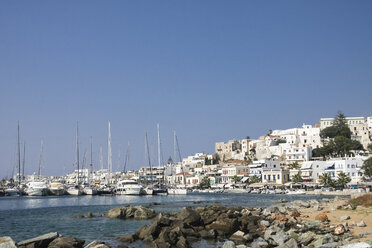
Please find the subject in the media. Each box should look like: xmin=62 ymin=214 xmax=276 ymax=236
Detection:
xmin=0 ymin=193 xmax=335 ymax=246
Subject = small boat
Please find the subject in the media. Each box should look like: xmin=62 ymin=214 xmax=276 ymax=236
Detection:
xmin=83 ymin=186 xmax=97 ymax=195
xmin=49 ymin=182 xmax=67 ymax=196
xmin=25 ymin=180 xmax=49 ymax=196
xmin=4 ymin=187 xmax=21 ymax=196
xmin=97 ymin=185 xmax=113 ymax=195
xmin=250 ymin=189 xmax=261 ymax=194
xmin=67 ymin=185 xmax=84 ymax=195
xmin=144 ymin=186 xmax=153 ymax=195
xmin=167 ymin=188 xmax=187 ymax=195
xmin=116 ymin=179 xmax=145 ymax=195
xmin=286 ymin=189 xmax=306 ymax=195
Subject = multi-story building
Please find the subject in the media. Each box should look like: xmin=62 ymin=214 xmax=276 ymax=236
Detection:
xmin=320 ymin=117 xmax=365 ymax=129
xmin=284 ymin=146 xmax=312 ymax=163
xmin=215 ymin=140 xmax=241 ymax=161
xmin=221 ymin=164 xmax=249 ymax=184
xmin=299 ymin=161 xmax=334 ymax=183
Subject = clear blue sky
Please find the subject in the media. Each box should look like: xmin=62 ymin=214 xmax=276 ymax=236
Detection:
xmin=1 ymin=1 xmax=371 ymax=177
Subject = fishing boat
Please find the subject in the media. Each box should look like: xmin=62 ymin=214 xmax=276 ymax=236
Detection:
xmin=116 ymin=179 xmax=145 ymax=195
xmin=49 ymin=182 xmax=67 ymax=196
xmin=25 ymin=180 xmax=49 ymax=196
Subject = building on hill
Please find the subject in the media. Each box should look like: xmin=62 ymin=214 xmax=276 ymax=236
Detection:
xmin=215 ymin=140 xmax=241 ymax=161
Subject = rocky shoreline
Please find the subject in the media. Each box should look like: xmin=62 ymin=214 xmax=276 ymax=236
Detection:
xmin=1 ymin=198 xmax=372 ymax=248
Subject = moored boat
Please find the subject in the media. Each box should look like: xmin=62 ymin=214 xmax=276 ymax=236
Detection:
xmin=25 ymin=180 xmax=49 ymax=196
xmin=116 ymin=179 xmax=145 ymax=195
xmin=49 ymin=182 xmax=67 ymax=196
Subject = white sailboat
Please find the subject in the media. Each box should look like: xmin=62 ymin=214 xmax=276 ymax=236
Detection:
xmin=67 ymin=122 xmax=84 ymax=196
xmin=83 ymin=137 xmax=97 ymax=195
xmin=168 ymin=131 xmax=187 ymax=195
xmin=143 ymin=132 xmax=154 ymax=195
xmin=25 ymin=139 xmax=49 ymax=196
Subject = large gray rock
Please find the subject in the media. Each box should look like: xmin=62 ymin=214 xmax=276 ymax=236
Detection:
xmin=276 ymin=238 xmax=298 ymax=248
xmin=250 ymin=237 xmax=269 ymax=248
xmin=18 ymin=232 xmax=60 ymax=248
xmin=106 ymin=206 xmax=155 ymax=220
xmin=222 ymin=241 xmax=236 ymax=248
xmin=48 ymin=237 xmax=85 ymax=248
xmin=0 ymin=237 xmax=17 ymax=248
xmin=311 ymin=234 xmax=334 ymax=247
xmin=206 ymin=218 xmax=239 ymax=236
xmin=178 ymin=207 xmax=202 ymax=226
xmin=357 ymin=220 xmax=367 ymax=227
xmin=292 ymin=200 xmax=310 ymax=208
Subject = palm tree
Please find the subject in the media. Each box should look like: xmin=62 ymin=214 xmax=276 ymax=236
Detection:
xmin=336 ymin=172 xmax=351 ymax=188
xmin=292 ymin=173 xmax=303 ymax=183
xmin=232 ymin=175 xmax=241 ymax=185
xmin=319 ymin=173 xmax=334 ymax=187
xmin=248 ymin=175 xmax=261 ymax=185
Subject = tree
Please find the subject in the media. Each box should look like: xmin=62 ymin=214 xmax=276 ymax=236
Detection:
xmin=319 ymin=173 xmax=334 ymax=187
xmin=288 ymin=162 xmax=300 ymax=170
xmin=336 ymin=172 xmax=351 ymax=188
xmin=199 ymin=176 xmax=210 ymax=188
xmin=292 ymin=173 xmax=303 ymax=183
xmin=232 ymin=175 xmax=241 ymax=184
xmin=362 ymin=157 xmax=372 ymax=178
xmin=320 ymin=111 xmax=351 ymax=139
xmin=248 ymin=175 xmax=261 ymax=184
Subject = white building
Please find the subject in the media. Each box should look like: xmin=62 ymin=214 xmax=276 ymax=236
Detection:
xmin=320 ymin=117 xmax=365 ymax=130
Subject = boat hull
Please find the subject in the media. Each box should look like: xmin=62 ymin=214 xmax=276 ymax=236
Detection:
xmin=26 ymin=188 xmax=48 ymax=196
xmin=167 ymin=188 xmax=187 ymax=195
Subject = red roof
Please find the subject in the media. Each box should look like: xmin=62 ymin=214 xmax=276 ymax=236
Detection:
xmin=176 ymin=172 xmax=192 ymax=176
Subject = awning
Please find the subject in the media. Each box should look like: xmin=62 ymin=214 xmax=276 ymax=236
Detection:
xmin=241 ymin=177 xmax=249 ymax=182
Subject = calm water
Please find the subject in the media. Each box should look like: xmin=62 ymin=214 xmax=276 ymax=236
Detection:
xmin=0 ymin=193 xmax=336 ymax=246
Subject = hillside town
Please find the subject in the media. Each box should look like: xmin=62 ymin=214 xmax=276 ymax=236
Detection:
xmin=1 ymin=113 xmax=372 ymax=196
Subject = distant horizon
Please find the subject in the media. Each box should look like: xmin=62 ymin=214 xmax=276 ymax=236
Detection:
xmin=1 ymin=1 xmax=371 ymax=177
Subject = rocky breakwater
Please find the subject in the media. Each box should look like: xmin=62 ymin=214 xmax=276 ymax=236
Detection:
xmin=105 ymin=205 xmax=156 ymax=220
xmin=118 ymin=200 xmax=371 ymax=248
xmin=0 ymin=232 xmax=111 ymax=248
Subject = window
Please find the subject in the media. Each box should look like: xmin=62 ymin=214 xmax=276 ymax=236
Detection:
xmin=278 ymin=175 xmax=280 ymax=179
xmin=273 ymin=175 xmax=276 ymax=180
xmin=352 ymin=173 xmax=355 ymax=176
xmin=264 ymin=175 xmax=266 ymax=180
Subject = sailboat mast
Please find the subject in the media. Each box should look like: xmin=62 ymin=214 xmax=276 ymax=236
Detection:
xmin=145 ymin=132 xmax=153 ymax=185
xmin=157 ymin=124 xmax=161 ymax=167
xmin=124 ymin=141 xmax=130 ymax=173
xmin=17 ymin=121 xmax=21 ymax=185
xmin=173 ymin=131 xmax=177 ymax=163
xmin=76 ymin=122 xmax=80 ymax=185
xmin=90 ymin=136 xmax=93 ymax=184
xmin=99 ymin=145 xmax=103 ymax=170
xmin=22 ymin=141 xmax=25 ymax=181
xmin=39 ymin=139 xmax=44 ymax=177
xmin=107 ymin=121 xmax=112 ymax=184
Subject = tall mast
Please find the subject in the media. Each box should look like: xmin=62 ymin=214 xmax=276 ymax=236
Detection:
xmin=76 ymin=121 xmax=80 ymax=185
xmin=145 ymin=132 xmax=153 ymax=185
xmin=39 ymin=139 xmax=44 ymax=177
xmin=90 ymin=136 xmax=93 ymax=184
xmin=124 ymin=141 xmax=130 ymax=173
xmin=173 ymin=131 xmax=177 ymax=163
xmin=157 ymin=123 xmax=161 ymax=167
xmin=99 ymin=145 xmax=103 ymax=170
xmin=22 ymin=141 xmax=26 ymax=181
xmin=107 ymin=121 xmax=112 ymax=184
xmin=17 ymin=121 xmax=21 ymax=185
xmin=117 ymin=144 xmax=121 ymax=172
